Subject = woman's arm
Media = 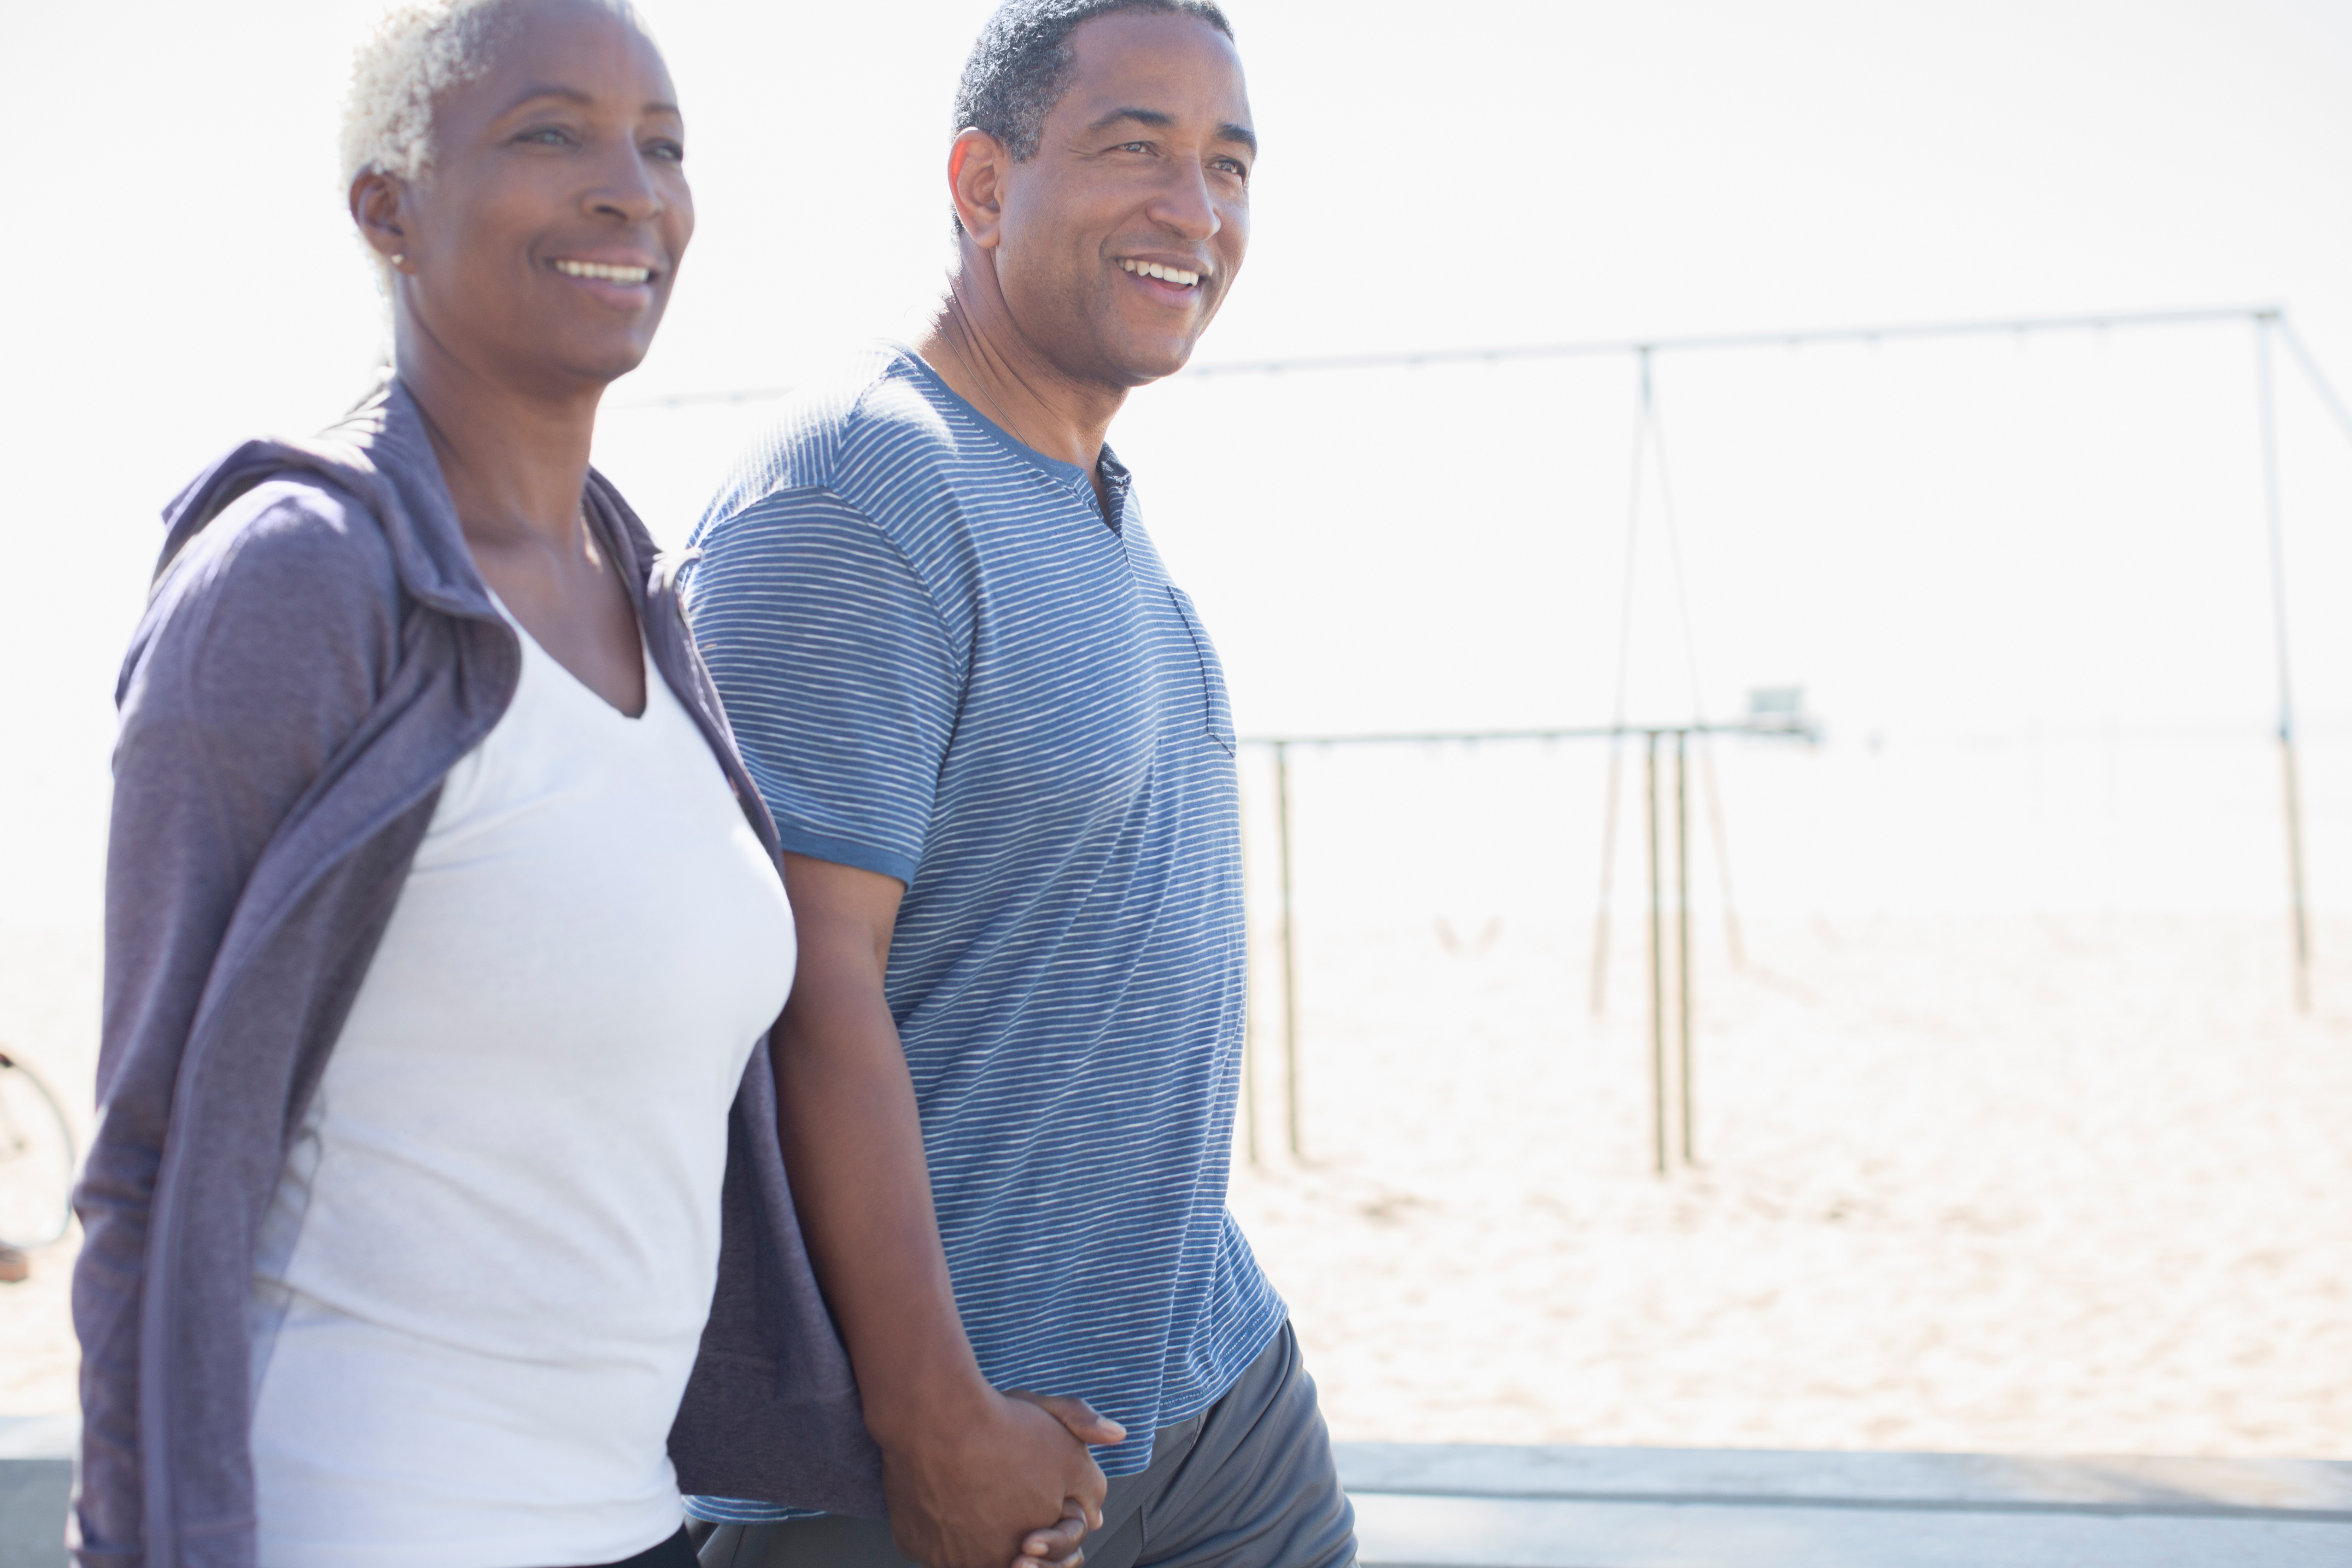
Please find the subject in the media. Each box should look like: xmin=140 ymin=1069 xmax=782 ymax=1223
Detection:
xmin=72 ymin=480 xmax=398 ymax=1565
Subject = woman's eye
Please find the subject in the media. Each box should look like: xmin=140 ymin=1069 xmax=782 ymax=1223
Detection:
xmin=519 ymin=126 xmax=575 ymax=147
xmin=647 ymin=139 xmax=685 ymax=164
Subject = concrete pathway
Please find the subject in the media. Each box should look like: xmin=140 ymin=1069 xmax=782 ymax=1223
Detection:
xmin=0 ymin=1416 xmax=72 ymax=1568
xmin=1338 ymin=1442 xmax=2352 ymax=1567
xmin=4 ymin=1424 xmax=2346 ymax=1566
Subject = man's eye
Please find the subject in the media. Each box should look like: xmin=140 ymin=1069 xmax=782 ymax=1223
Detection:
xmin=1116 ymin=141 xmax=1151 ymax=153
xmin=1214 ymin=158 xmax=1248 ymax=179
xmin=647 ymin=139 xmax=685 ymax=163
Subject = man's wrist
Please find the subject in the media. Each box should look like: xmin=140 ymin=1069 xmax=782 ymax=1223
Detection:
xmin=860 ymin=1357 xmax=1000 ymax=1451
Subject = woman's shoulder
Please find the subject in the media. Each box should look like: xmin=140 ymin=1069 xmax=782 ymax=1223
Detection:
xmin=127 ymin=453 xmax=409 ymax=716
xmin=158 ymin=433 xmax=398 ymax=585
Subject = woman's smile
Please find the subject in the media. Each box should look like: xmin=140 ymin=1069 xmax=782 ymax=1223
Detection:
xmin=549 ymin=252 xmax=661 ymax=309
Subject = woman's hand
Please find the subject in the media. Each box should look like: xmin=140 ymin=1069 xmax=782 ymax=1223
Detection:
xmin=1015 ymin=1505 xmax=1092 ymax=1568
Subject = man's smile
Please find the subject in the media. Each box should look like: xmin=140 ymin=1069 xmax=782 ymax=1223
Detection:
xmin=1118 ymin=256 xmax=1206 ymax=294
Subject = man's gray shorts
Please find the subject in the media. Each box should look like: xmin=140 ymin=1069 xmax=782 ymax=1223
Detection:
xmin=694 ymin=1322 xmax=1356 ymax=1568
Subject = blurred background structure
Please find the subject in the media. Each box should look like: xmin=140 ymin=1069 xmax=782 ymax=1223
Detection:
xmin=4 ymin=4 xmax=2352 ymax=1533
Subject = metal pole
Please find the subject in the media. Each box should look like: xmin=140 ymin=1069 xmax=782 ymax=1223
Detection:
xmin=1240 ymin=1015 xmax=1260 ymax=1165
xmin=1590 ymin=738 xmax=1623 ymax=1014
xmin=1274 ymin=742 xmax=1305 ymax=1155
xmin=2255 ymin=315 xmax=2314 ymax=1013
xmin=1646 ymin=732 xmax=1667 ymax=1176
xmin=1596 ymin=354 xmax=1654 ymax=1018
xmin=1695 ymin=735 xmax=1749 ymax=970
xmin=2273 ymin=316 xmax=2352 ymax=449
xmin=1238 ymin=776 xmax=1259 ymax=1168
xmin=1675 ymin=731 xmax=1696 ymax=1165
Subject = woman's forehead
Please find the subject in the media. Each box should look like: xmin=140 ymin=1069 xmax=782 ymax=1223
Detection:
xmin=459 ymin=0 xmax=672 ymax=107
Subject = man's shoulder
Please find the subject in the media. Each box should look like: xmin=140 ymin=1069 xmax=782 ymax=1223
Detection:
xmin=695 ymin=346 xmax=975 ymax=541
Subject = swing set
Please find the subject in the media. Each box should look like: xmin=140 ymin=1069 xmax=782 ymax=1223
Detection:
xmin=1222 ymin=304 xmax=2352 ymax=1174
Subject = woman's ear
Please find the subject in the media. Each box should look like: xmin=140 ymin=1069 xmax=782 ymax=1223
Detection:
xmin=351 ymin=171 xmax=410 ymax=270
xmin=947 ymin=129 xmax=1009 ymax=251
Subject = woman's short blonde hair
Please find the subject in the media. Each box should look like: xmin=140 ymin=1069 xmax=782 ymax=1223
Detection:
xmin=340 ymin=1 xmax=525 ymax=192
xmin=340 ymin=0 xmax=521 ymax=288
xmin=340 ymin=0 xmax=651 ymax=292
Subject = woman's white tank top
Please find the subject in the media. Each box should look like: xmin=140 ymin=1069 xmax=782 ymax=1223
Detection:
xmin=247 ymin=608 xmax=795 ymax=1568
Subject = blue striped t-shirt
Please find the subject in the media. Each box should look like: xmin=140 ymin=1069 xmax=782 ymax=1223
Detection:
xmin=679 ymin=346 xmax=1286 ymax=1504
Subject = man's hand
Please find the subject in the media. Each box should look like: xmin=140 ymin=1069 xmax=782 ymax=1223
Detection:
xmin=876 ymin=1388 xmax=1125 ymax=1568
xmin=769 ymin=853 xmax=1128 ymax=1568
xmin=1012 ymin=1393 xmax=1127 ymax=1567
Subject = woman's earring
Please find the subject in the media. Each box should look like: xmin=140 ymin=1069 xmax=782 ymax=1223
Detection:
xmin=391 ymin=254 xmax=407 ymax=269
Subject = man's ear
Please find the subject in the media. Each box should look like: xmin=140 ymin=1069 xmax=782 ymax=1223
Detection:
xmin=948 ymin=128 xmax=1010 ymax=250
xmin=350 ymin=171 xmax=410 ymax=269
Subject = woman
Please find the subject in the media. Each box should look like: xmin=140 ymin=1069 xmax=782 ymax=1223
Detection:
xmin=70 ymin=4 xmax=897 ymax=1564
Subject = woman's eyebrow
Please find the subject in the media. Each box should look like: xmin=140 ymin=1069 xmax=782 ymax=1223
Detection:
xmin=499 ymin=83 xmax=596 ymax=113
xmin=495 ymin=83 xmax=683 ymax=115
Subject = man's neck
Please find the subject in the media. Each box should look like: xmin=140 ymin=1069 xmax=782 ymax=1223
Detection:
xmin=914 ymin=270 xmax=1126 ymax=494
xmin=395 ymin=318 xmax=600 ymax=553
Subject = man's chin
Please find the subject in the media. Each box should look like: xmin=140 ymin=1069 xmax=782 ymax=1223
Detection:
xmin=1102 ymin=334 xmax=1207 ymax=389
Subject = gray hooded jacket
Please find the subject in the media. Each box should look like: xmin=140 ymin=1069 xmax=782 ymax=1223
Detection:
xmin=71 ymin=379 xmax=885 ymax=1568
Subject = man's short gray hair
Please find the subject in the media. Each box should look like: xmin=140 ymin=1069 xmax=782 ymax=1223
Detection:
xmin=953 ymin=0 xmax=1235 ymax=163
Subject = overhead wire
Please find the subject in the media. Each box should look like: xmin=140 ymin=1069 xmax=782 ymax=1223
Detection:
xmin=607 ymin=305 xmax=2293 ymax=411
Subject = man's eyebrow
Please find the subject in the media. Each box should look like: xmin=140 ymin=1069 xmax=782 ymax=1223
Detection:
xmin=1084 ymin=106 xmax=1257 ymax=156
xmin=1087 ymin=107 xmax=1176 ymax=136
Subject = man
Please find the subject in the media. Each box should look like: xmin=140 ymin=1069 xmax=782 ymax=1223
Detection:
xmin=679 ymin=4 xmax=1356 ymax=1567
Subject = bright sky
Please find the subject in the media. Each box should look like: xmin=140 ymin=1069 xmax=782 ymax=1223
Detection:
xmin=5 ymin=0 xmax=2352 ymax=929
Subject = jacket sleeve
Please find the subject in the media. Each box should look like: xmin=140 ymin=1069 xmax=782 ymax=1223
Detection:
xmin=71 ymin=478 xmax=400 ymax=1565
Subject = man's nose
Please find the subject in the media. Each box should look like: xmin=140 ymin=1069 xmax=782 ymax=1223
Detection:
xmin=1147 ymin=158 xmax=1222 ymax=241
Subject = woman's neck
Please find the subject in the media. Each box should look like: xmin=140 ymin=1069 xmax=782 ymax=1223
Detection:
xmin=394 ymin=316 xmax=603 ymax=553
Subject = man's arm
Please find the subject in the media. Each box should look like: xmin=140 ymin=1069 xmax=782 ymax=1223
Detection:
xmin=776 ymin=853 xmax=1123 ymax=1568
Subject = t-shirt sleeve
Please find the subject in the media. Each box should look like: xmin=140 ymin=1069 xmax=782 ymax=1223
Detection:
xmin=684 ymin=486 xmax=961 ymax=887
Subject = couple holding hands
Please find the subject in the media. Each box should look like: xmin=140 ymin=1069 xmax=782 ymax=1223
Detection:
xmin=72 ymin=2 xmax=1354 ymax=1567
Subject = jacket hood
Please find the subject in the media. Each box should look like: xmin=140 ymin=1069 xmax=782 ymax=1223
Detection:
xmin=154 ymin=374 xmax=506 ymax=625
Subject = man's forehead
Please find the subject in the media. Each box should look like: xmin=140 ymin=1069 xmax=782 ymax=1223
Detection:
xmin=1057 ymin=11 xmax=1252 ymax=136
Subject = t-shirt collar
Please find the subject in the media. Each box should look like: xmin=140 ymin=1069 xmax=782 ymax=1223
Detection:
xmin=892 ymin=343 xmax=1127 ymax=503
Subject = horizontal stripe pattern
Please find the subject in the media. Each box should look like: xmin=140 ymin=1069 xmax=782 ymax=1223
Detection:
xmin=679 ymin=348 xmax=1283 ymax=1509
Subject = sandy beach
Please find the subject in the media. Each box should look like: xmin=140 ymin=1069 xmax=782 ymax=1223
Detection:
xmin=1235 ymin=910 xmax=2352 ymax=1459
xmin=6 ymin=905 xmax=2348 ymax=1460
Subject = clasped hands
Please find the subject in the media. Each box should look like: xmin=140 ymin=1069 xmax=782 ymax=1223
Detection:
xmin=876 ymin=1384 xmax=1126 ymax=1568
